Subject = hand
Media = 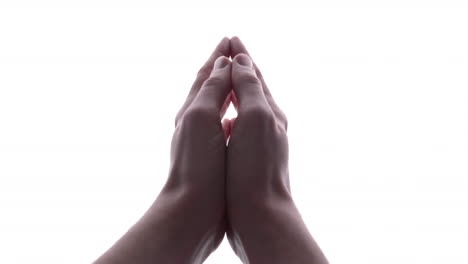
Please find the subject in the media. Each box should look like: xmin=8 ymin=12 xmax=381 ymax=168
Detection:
xmin=94 ymin=38 xmax=232 ymax=264
xmin=226 ymin=37 xmax=328 ymax=264
xmin=94 ymin=37 xmax=328 ymax=264
xmin=165 ymin=36 xmax=232 ymax=259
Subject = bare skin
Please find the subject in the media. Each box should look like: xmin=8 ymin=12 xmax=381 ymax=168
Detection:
xmin=226 ymin=37 xmax=329 ymax=264
xmin=93 ymin=38 xmax=231 ymax=264
xmin=93 ymin=37 xmax=328 ymax=264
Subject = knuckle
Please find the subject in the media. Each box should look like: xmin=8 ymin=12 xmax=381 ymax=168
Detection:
xmin=202 ymin=76 xmax=224 ymax=88
xmin=237 ymin=72 xmax=262 ymax=86
xmin=195 ymin=71 xmax=210 ymax=85
xmin=283 ymin=116 xmax=289 ymax=131
xmin=278 ymin=111 xmax=288 ymax=130
xmin=175 ymin=114 xmax=180 ymax=127
xmin=196 ymin=66 xmax=210 ymax=78
xmin=181 ymin=106 xmax=214 ymax=125
xmin=242 ymin=105 xmax=276 ymax=125
xmin=174 ymin=109 xmax=185 ymax=127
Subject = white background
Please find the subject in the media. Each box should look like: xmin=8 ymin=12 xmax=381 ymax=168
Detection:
xmin=1 ymin=1 xmax=467 ymax=263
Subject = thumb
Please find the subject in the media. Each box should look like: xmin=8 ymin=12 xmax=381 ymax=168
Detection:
xmin=231 ymin=54 xmax=270 ymax=113
xmin=190 ymin=56 xmax=232 ymax=116
xmin=222 ymin=118 xmax=232 ymax=141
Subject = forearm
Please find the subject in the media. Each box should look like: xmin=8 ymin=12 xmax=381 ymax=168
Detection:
xmin=93 ymin=188 xmax=224 ymax=264
xmin=229 ymin=195 xmax=328 ymax=264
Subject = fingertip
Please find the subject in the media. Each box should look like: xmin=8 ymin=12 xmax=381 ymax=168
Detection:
xmin=232 ymin=53 xmax=253 ymax=68
xmin=213 ymin=56 xmax=231 ymax=70
xmin=230 ymin=36 xmax=241 ymax=44
xmin=230 ymin=36 xmax=249 ymax=57
xmin=230 ymin=36 xmax=242 ymax=44
xmin=217 ymin=37 xmax=231 ymax=56
xmin=231 ymin=54 xmax=265 ymax=109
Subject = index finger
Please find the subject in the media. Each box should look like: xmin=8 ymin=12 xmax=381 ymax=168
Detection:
xmin=230 ymin=36 xmax=288 ymax=127
xmin=175 ymin=37 xmax=231 ymax=125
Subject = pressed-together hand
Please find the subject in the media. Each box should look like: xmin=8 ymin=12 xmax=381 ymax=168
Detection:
xmin=94 ymin=38 xmax=232 ymax=264
xmin=226 ymin=37 xmax=328 ymax=264
xmin=94 ymin=37 xmax=327 ymax=264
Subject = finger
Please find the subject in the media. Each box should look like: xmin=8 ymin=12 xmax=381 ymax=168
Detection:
xmin=175 ymin=37 xmax=230 ymax=125
xmin=231 ymin=90 xmax=239 ymax=111
xmin=189 ymin=56 xmax=232 ymax=117
xmin=230 ymin=36 xmax=269 ymax=94
xmin=230 ymin=117 xmax=236 ymax=131
xmin=222 ymin=118 xmax=232 ymax=142
xmin=231 ymin=54 xmax=271 ymax=114
xmin=230 ymin=36 xmax=287 ymax=127
xmin=220 ymin=91 xmax=232 ymax=119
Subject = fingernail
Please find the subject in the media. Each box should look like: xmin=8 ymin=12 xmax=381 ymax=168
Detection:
xmin=214 ymin=56 xmax=229 ymax=69
xmin=236 ymin=54 xmax=253 ymax=68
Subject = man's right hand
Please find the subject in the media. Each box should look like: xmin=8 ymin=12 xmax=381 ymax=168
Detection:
xmin=226 ymin=37 xmax=328 ymax=264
